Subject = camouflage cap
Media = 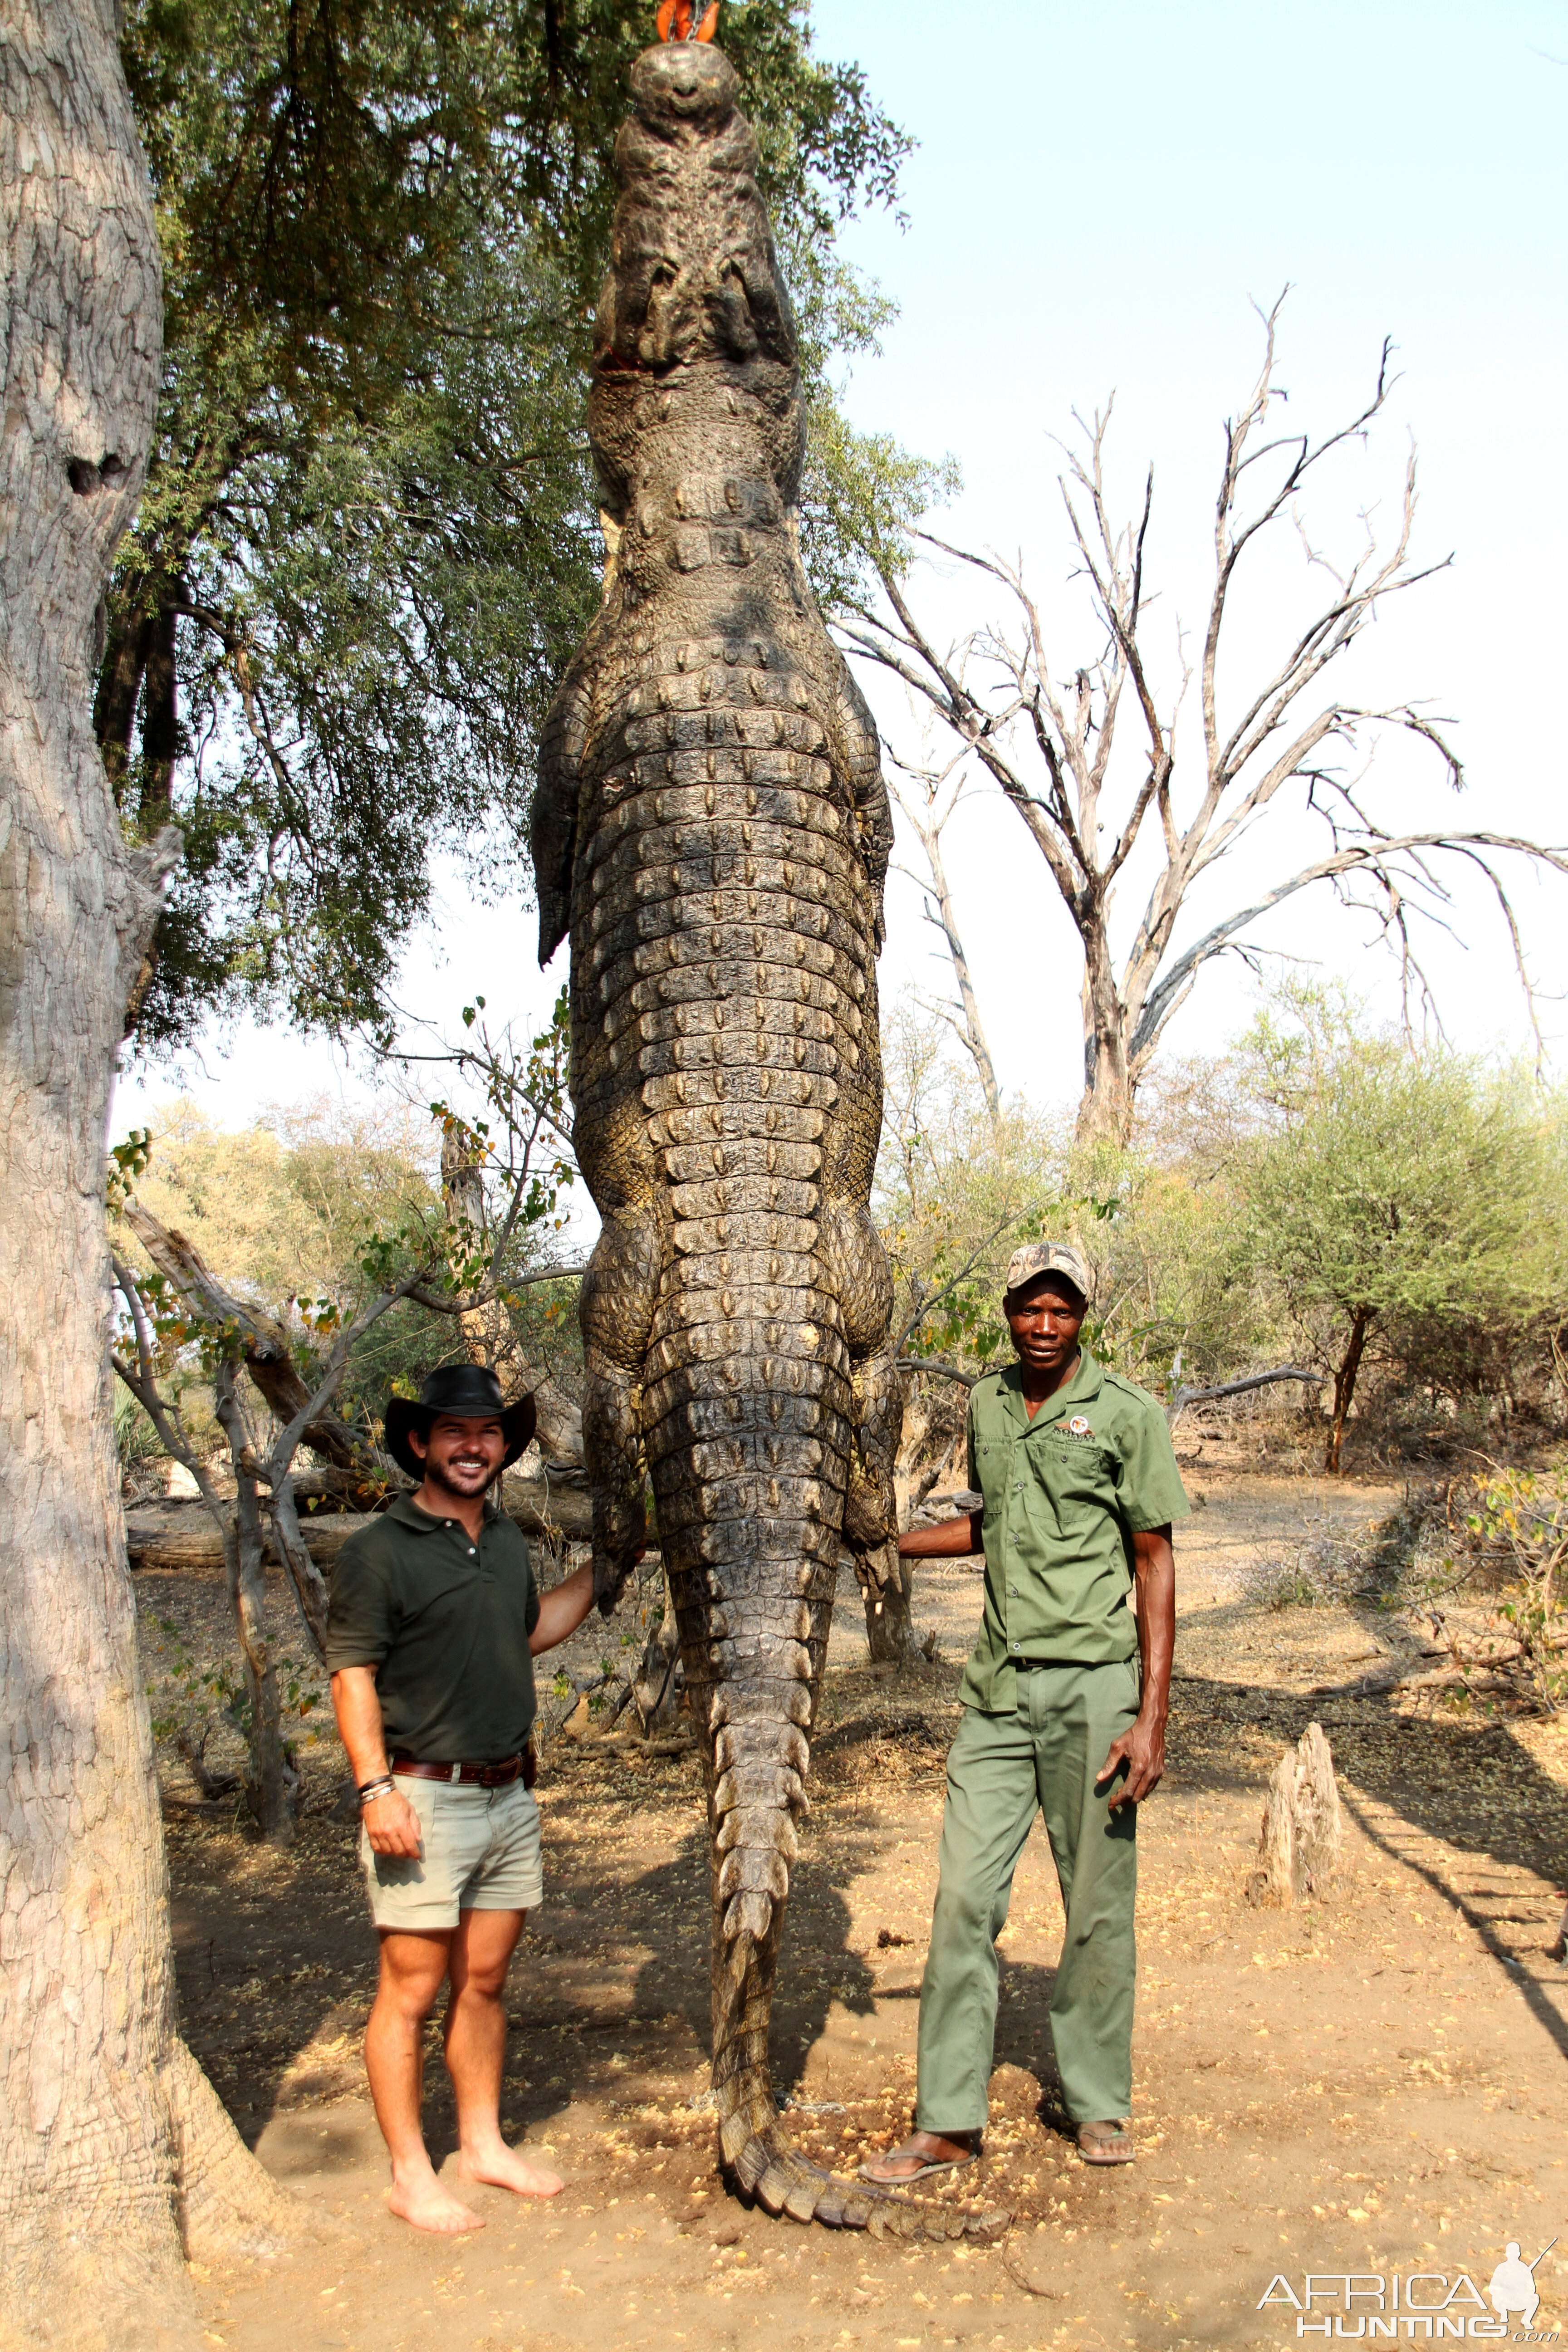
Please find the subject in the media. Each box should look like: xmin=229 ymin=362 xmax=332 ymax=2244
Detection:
xmin=1004 ymin=1240 xmax=1090 ymax=1303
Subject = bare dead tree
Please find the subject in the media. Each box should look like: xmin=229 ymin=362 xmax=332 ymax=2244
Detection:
xmin=111 ymin=1216 xmax=430 ymax=1837
xmin=123 ymin=1198 xmax=392 ymax=1507
xmin=885 ymin=743 xmax=1002 ymax=1122
xmin=1164 ymin=1366 xmax=1323 ymax=1431
xmin=393 ymin=988 xmax=586 ymax=1463
xmin=842 ymin=298 xmax=1568 ymax=1147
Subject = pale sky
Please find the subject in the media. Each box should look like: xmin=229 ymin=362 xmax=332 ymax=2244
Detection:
xmin=115 ymin=0 xmax=1568 ymax=1149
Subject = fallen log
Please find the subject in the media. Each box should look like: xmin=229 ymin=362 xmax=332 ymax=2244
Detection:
xmin=1309 ymin=1626 xmax=1568 ymax=1703
xmin=126 ymin=1477 xmax=594 ymax=1574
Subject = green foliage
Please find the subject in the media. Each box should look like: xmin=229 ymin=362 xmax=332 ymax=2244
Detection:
xmin=434 ymin=984 xmax=577 ymax=1254
xmin=875 ymin=999 xmax=1257 ymax=1392
xmin=147 ymin=1615 xmax=246 ymax=1746
xmin=114 ymin=998 xmax=589 ymax=1443
xmin=1450 ymin=1467 xmax=1568 ymax=1709
xmin=122 ymin=1096 xmax=440 ymax=1308
xmin=110 ymin=0 xmax=930 ymax=1052
xmin=1070 ymin=1147 xmax=1266 ymax=1393
xmin=107 ymin=1127 xmax=154 ymax=1217
xmin=150 ymin=1616 xmax=323 ymax=1750
xmin=1239 ymin=1034 xmax=1560 ymax=1355
xmin=876 ymin=985 xmax=1568 ymax=1460
xmin=113 ymin=1384 xmax=162 ymax=1474
xmin=874 ymin=998 xmax=1066 ymax=1370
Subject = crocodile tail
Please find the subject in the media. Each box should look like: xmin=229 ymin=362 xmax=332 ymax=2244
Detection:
xmin=651 ymin=1431 xmax=1004 ymax=2240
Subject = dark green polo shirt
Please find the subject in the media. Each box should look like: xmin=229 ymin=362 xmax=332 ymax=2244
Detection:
xmin=960 ymin=1351 xmax=1189 ymax=1711
xmin=325 ymin=1492 xmax=540 ymax=1762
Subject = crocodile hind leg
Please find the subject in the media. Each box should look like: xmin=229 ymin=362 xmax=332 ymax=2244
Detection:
xmin=579 ymin=1204 xmax=664 ymax=1612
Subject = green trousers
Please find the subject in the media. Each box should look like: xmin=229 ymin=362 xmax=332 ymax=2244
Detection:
xmin=914 ymin=1657 xmax=1140 ymax=2131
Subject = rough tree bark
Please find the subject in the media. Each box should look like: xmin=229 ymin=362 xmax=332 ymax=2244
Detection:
xmin=1245 ymin=1722 xmax=1343 ymax=1908
xmin=0 ymin=7 xmax=296 ymax=2341
xmin=1326 ymin=1305 xmax=1373 ymax=1475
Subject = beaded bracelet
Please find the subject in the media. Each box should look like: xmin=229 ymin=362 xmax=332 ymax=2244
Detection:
xmin=358 ymin=1775 xmax=396 ymax=1805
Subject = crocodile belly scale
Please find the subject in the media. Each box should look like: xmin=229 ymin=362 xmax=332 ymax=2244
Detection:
xmin=531 ymin=33 xmax=1004 ymax=2242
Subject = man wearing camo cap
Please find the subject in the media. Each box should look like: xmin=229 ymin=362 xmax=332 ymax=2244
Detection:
xmin=864 ymin=1239 xmax=1187 ymax=2179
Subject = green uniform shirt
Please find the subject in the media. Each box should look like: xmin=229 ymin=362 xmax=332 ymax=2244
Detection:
xmin=960 ymin=1351 xmax=1189 ymax=1712
xmin=325 ymin=1492 xmax=540 ymax=1763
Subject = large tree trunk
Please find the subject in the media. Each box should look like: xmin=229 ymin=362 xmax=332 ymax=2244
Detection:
xmin=1073 ymin=922 xmax=1136 ymax=1151
xmin=0 ymin=9 xmax=295 ymax=2342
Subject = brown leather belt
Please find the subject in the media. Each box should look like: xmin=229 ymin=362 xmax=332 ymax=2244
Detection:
xmin=391 ymin=1752 xmax=526 ymax=1789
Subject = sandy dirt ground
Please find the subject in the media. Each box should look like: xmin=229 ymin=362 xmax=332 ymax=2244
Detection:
xmin=134 ymin=1450 xmax=1568 ymax=2352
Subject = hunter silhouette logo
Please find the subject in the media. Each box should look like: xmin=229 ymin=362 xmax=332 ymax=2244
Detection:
xmin=1489 ymin=2240 xmax=1554 ymax=2329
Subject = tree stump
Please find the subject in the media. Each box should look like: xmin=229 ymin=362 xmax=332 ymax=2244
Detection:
xmin=1246 ymin=1720 xmax=1343 ymax=1907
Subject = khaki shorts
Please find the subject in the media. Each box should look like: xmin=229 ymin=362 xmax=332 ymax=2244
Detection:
xmin=361 ymin=1774 xmax=544 ymax=1930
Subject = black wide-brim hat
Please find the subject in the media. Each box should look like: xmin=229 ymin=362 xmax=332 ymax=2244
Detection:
xmin=383 ymin=1364 xmax=537 ymax=1483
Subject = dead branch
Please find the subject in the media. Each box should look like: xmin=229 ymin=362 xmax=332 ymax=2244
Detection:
xmin=886 ymin=745 xmax=1001 ymax=1120
xmin=840 ymin=298 xmax=1565 ymax=1144
xmin=1166 ymin=1366 xmax=1323 ymax=1431
xmin=123 ymin=1478 xmax=594 ymax=1575
xmin=897 ymin=1356 xmax=978 ymax=1388
xmin=122 ymin=1200 xmax=391 ymax=1499
xmin=892 ymin=1214 xmax=1023 ymax=1356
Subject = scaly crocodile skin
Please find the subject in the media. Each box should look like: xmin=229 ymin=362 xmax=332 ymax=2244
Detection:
xmin=531 ymin=38 xmax=1003 ymax=2242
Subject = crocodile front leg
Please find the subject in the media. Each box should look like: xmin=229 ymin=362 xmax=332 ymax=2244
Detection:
xmin=580 ymin=1203 xmax=663 ymax=1613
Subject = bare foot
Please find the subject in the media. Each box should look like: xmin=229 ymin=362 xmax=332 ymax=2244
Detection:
xmin=387 ymin=2171 xmax=486 ymax=2233
xmin=455 ymin=2142 xmax=564 ymax=2200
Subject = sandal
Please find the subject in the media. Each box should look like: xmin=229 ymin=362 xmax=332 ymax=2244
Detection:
xmin=859 ymin=2131 xmax=978 ymax=2185
xmin=1076 ymin=2121 xmax=1135 ymax=2165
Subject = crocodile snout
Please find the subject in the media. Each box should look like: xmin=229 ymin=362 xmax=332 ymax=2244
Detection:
xmin=631 ymin=39 xmax=737 ymax=132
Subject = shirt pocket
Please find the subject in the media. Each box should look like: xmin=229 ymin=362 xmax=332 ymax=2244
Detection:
xmin=1039 ymin=1436 xmax=1120 ymax=1518
xmin=971 ymin=1437 xmax=1013 ymax=1519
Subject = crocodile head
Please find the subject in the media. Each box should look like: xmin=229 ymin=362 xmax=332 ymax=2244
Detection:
xmin=589 ymin=39 xmax=803 ymax=525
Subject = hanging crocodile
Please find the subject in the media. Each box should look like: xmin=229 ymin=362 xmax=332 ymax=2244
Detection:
xmin=531 ymin=23 xmax=1001 ymax=2240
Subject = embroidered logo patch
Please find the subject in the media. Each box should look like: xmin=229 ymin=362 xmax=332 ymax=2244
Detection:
xmin=1064 ymin=1416 xmax=1094 ymax=1438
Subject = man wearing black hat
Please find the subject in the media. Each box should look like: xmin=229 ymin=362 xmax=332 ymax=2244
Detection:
xmin=327 ymin=1365 xmax=597 ymax=2235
